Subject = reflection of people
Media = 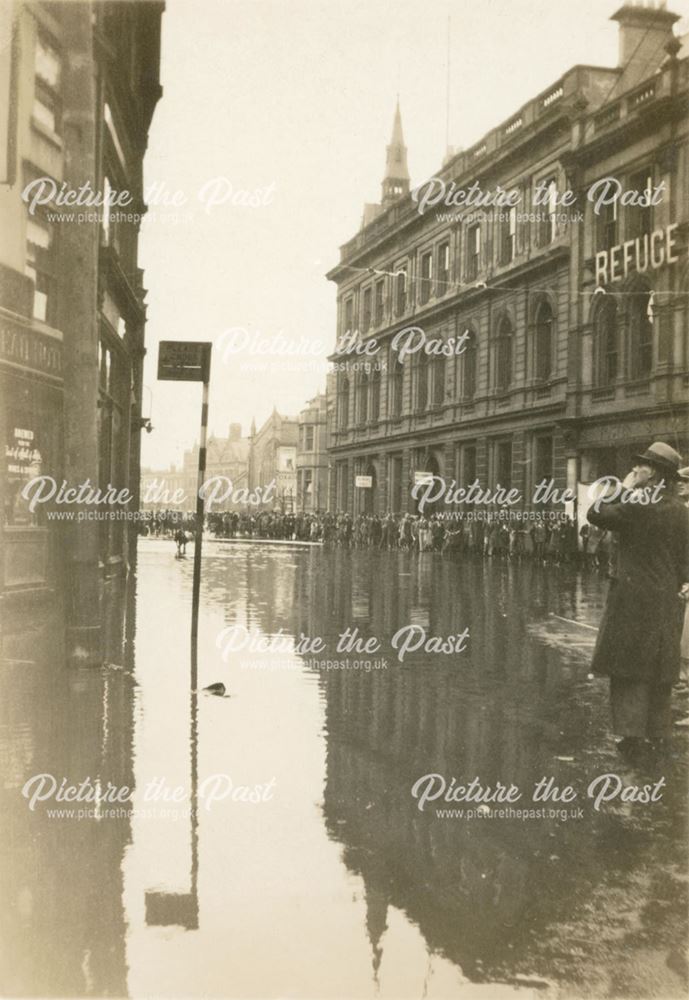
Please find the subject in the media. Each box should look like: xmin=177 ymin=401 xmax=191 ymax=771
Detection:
xmin=587 ymin=442 xmax=689 ymax=756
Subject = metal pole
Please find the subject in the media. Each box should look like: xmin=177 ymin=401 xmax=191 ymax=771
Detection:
xmin=191 ymin=375 xmax=209 ymax=653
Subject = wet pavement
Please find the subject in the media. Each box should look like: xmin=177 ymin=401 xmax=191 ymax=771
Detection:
xmin=1 ymin=541 xmax=687 ymax=998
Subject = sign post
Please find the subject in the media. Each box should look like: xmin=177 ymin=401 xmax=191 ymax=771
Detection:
xmin=158 ymin=340 xmax=212 ymax=654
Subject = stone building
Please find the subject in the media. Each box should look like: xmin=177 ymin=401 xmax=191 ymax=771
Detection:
xmin=0 ymin=1 xmax=163 ymax=661
xmin=326 ymin=3 xmax=688 ymax=516
xmin=248 ymin=409 xmax=299 ymax=511
xmin=296 ymin=393 xmax=329 ymax=512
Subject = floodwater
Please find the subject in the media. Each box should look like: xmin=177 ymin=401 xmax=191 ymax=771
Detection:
xmin=1 ymin=541 xmax=687 ymax=999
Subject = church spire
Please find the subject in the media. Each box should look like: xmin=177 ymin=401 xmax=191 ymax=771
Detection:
xmin=381 ymin=99 xmax=410 ymax=208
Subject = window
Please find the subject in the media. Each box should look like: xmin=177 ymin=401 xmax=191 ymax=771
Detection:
xmin=629 ymin=291 xmax=653 ymax=379
xmin=344 ymin=297 xmax=354 ymax=335
xmin=370 ymin=368 xmax=381 ymax=422
xmin=356 ymin=372 xmax=369 ymax=423
xmin=496 ymin=441 xmax=513 ymax=489
xmin=466 ymin=224 xmax=481 ymax=280
xmin=437 ymin=241 xmax=450 ymax=295
xmin=594 ymin=298 xmax=618 ymax=387
xmin=495 ymin=317 xmax=513 ymax=391
xmin=33 ymin=34 xmax=62 ymax=135
xmin=374 ymin=279 xmax=385 ymax=326
xmin=535 ymin=301 xmax=554 ymax=381
xmin=500 ymin=204 xmax=517 ymax=264
xmin=337 ymin=375 xmax=350 ymax=428
xmin=537 ymin=177 xmax=558 ymax=247
xmin=461 ymin=444 xmax=477 ymax=485
xmin=597 ymin=200 xmax=617 ymax=252
xmin=627 ymin=169 xmax=653 ymax=240
xmin=462 ymin=330 xmax=477 ymax=399
xmin=416 ymin=352 xmax=429 ymax=410
xmin=420 ymin=251 xmax=433 ymax=304
xmin=432 ymin=355 xmax=445 ymax=406
xmin=534 ymin=436 xmax=553 ymax=484
xmin=25 ymin=216 xmax=55 ymax=324
xmin=362 ymin=287 xmax=372 ymax=332
xmin=389 ymin=353 xmax=403 ymax=417
xmin=304 ymin=425 xmax=315 ymax=450
xmin=396 ymin=266 xmax=407 ymax=315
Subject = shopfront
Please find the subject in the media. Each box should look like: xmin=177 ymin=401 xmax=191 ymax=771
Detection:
xmin=1 ymin=309 xmax=63 ymax=597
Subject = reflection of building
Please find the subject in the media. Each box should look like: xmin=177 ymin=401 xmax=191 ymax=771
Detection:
xmin=141 ymin=423 xmax=250 ymax=512
xmin=326 ymin=5 xmax=689 ymax=515
xmin=248 ymin=409 xmax=298 ymax=511
xmin=296 ymin=394 xmax=328 ymax=512
xmin=0 ymin=2 xmax=163 ymax=662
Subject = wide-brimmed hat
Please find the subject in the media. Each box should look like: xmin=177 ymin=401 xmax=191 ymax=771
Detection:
xmin=632 ymin=441 xmax=683 ymax=474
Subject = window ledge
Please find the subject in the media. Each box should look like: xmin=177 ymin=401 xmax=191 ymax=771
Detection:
xmin=30 ymin=117 xmax=63 ymax=151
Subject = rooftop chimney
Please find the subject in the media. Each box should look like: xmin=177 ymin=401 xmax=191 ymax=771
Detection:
xmin=611 ymin=2 xmax=680 ymax=86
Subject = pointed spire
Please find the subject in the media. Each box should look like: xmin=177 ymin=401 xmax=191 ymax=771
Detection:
xmin=381 ymin=99 xmax=410 ymax=208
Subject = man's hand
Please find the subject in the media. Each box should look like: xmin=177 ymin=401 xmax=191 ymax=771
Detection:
xmin=680 ymin=583 xmax=689 ymax=602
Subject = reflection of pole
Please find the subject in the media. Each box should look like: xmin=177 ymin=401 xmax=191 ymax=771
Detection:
xmin=191 ymin=376 xmax=210 ymax=651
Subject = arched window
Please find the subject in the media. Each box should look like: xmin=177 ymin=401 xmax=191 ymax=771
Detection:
xmin=356 ymin=372 xmax=369 ymax=423
xmin=416 ymin=352 xmax=429 ymax=410
xmin=629 ymin=291 xmax=653 ymax=379
xmin=432 ymin=355 xmax=445 ymax=406
xmin=389 ymin=352 xmax=404 ymax=417
xmin=593 ymin=298 xmax=618 ymax=387
xmin=495 ymin=316 xmax=513 ymax=391
xmin=535 ymin=301 xmax=554 ymax=381
xmin=370 ymin=367 xmax=381 ymax=422
xmin=462 ymin=330 xmax=477 ymax=399
xmin=338 ymin=375 xmax=350 ymax=428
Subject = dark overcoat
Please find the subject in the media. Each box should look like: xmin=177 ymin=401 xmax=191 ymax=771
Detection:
xmin=587 ymin=491 xmax=689 ymax=684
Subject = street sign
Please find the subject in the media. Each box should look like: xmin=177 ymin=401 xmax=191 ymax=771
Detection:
xmin=158 ymin=341 xmax=211 ymax=382
xmin=355 ymin=475 xmax=372 ymax=488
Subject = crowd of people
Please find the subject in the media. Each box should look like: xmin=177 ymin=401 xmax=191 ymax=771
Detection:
xmin=140 ymin=507 xmax=616 ymax=568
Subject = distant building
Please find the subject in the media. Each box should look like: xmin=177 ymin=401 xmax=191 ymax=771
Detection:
xmin=141 ymin=423 xmax=250 ymax=512
xmin=0 ymin=1 xmax=163 ymax=662
xmin=296 ymin=394 xmax=329 ymax=512
xmin=248 ymin=410 xmax=298 ymax=511
xmin=326 ymin=3 xmax=689 ymax=516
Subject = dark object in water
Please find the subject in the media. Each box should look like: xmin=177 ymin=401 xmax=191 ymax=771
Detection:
xmin=203 ymin=682 xmax=226 ymax=696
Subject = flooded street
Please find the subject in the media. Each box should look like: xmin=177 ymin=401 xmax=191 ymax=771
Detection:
xmin=1 ymin=541 xmax=687 ymax=999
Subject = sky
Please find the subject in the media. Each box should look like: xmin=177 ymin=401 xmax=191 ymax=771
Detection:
xmin=139 ymin=0 xmax=689 ymax=471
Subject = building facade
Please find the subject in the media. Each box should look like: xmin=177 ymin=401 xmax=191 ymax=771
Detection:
xmin=141 ymin=423 xmax=250 ymax=513
xmin=326 ymin=3 xmax=689 ymax=517
xmin=0 ymin=1 xmax=163 ymax=661
xmin=248 ymin=410 xmax=298 ymax=511
xmin=296 ymin=393 xmax=329 ymax=512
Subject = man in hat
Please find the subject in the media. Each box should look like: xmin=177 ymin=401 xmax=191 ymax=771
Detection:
xmin=587 ymin=442 xmax=689 ymax=756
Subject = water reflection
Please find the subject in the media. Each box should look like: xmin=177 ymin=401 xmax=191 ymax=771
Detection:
xmin=0 ymin=542 xmax=686 ymax=997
